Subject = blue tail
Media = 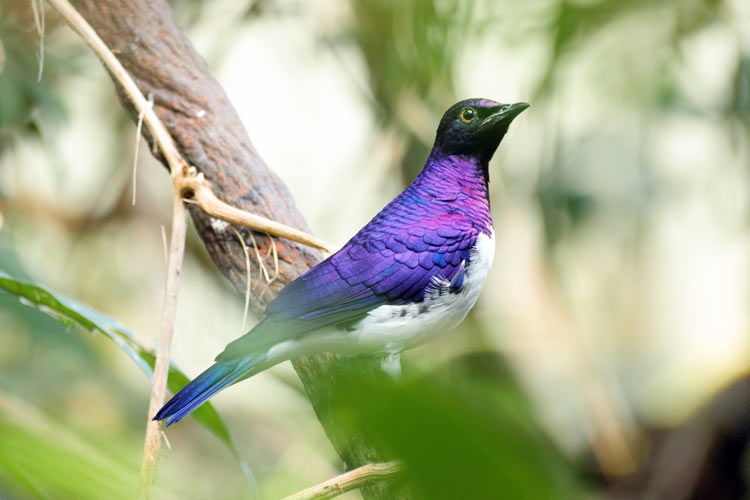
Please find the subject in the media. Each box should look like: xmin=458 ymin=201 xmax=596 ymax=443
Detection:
xmin=154 ymin=357 xmax=262 ymax=426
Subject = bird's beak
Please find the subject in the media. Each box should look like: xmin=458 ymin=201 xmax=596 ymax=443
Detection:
xmin=483 ymin=102 xmax=531 ymax=129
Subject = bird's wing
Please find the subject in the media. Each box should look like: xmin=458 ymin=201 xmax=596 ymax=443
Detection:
xmin=216 ymin=215 xmax=478 ymax=361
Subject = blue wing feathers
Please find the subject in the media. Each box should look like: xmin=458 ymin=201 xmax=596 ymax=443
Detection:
xmin=432 ymin=253 xmax=447 ymax=267
xmin=154 ymin=357 xmax=261 ymax=426
xmin=450 ymin=262 xmax=465 ymax=290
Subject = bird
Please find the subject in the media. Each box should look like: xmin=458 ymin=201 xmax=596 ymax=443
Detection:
xmin=154 ymin=98 xmax=529 ymax=426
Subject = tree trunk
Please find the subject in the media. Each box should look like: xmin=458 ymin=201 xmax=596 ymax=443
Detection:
xmin=71 ymin=1 xmax=409 ymax=498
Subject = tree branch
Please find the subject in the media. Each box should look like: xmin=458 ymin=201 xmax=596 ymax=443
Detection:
xmin=281 ymin=462 xmax=405 ymax=500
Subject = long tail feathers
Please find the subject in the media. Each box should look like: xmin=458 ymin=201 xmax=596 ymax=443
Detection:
xmin=153 ymin=357 xmax=262 ymax=426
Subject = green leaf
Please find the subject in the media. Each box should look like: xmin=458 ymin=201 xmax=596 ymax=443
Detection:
xmin=0 ymin=270 xmax=236 ymax=454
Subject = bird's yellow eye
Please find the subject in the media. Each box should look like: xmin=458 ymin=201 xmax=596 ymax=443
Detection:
xmin=460 ymin=107 xmax=476 ymax=122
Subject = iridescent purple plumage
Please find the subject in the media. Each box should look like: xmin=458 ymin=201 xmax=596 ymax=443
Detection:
xmin=266 ymin=152 xmax=491 ymax=319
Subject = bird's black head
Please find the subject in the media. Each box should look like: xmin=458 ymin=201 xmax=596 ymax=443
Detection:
xmin=434 ymin=98 xmax=529 ymax=163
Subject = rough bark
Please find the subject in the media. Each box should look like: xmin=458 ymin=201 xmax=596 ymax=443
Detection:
xmin=71 ymin=1 xmax=408 ymax=498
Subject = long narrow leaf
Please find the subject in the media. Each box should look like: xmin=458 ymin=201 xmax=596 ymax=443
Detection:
xmin=0 ymin=270 xmax=235 ymax=452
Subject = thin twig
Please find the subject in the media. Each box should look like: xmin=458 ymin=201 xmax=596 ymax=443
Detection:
xmin=229 ymin=225 xmax=252 ymax=332
xmin=132 ymin=93 xmax=154 ymax=206
xmin=259 ymin=236 xmax=279 ymax=302
xmin=140 ymin=188 xmax=187 ymax=498
xmin=248 ymin=231 xmax=271 ymax=283
xmin=160 ymin=225 xmax=168 ymax=264
xmin=30 ymin=0 xmax=41 ymax=32
xmin=31 ymin=0 xmax=45 ymax=81
xmin=0 ymin=37 xmax=5 ymax=75
xmin=281 ymin=461 xmax=405 ymax=500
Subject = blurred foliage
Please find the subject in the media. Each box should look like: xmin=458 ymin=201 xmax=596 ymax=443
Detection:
xmin=538 ymin=0 xmax=724 ymax=92
xmin=344 ymin=0 xmax=468 ymax=113
xmin=329 ymin=353 xmax=586 ymax=500
xmin=0 ymin=2 xmax=69 ymax=135
xmin=328 ymin=0 xmax=483 ymax=180
xmin=530 ymin=0 xmax=745 ymax=247
xmin=732 ymin=54 xmax=750 ymax=127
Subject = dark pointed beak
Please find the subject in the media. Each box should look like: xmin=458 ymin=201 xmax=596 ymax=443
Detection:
xmin=483 ymin=101 xmax=531 ymax=128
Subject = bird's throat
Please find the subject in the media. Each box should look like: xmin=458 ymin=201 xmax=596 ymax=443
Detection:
xmin=415 ymin=151 xmax=493 ymax=228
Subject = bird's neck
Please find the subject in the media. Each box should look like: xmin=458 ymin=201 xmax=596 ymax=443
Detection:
xmin=422 ymin=149 xmax=490 ymax=197
xmin=408 ymin=150 xmax=493 ymax=233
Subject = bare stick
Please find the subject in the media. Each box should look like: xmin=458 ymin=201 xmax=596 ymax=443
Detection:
xmin=248 ymin=231 xmax=271 ymax=283
xmin=132 ymin=93 xmax=154 ymax=206
xmin=30 ymin=0 xmax=41 ymax=32
xmin=139 ymin=189 xmax=187 ymax=497
xmin=32 ymin=0 xmax=45 ymax=82
xmin=229 ymin=225 xmax=252 ymax=331
xmin=281 ymin=462 xmax=405 ymax=500
xmin=160 ymin=225 xmax=168 ymax=264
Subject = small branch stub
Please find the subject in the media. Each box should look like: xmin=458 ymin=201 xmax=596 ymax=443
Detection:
xmin=177 ymin=171 xmax=335 ymax=254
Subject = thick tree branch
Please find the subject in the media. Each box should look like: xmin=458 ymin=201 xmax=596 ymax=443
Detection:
xmin=67 ymin=1 xmax=410 ymax=498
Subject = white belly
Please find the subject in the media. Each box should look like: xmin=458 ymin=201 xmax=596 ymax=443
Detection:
xmin=266 ymin=231 xmax=495 ymax=361
xmin=355 ymin=230 xmax=495 ymax=353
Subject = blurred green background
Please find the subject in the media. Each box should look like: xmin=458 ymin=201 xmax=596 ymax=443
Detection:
xmin=0 ymin=0 xmax=748 ymax=498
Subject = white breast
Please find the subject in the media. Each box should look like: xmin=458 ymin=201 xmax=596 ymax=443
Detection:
xmin=352 ymin=230 xmax=495 ymax=353
xmin=266 ymin=231 xmax=495 ymax=362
